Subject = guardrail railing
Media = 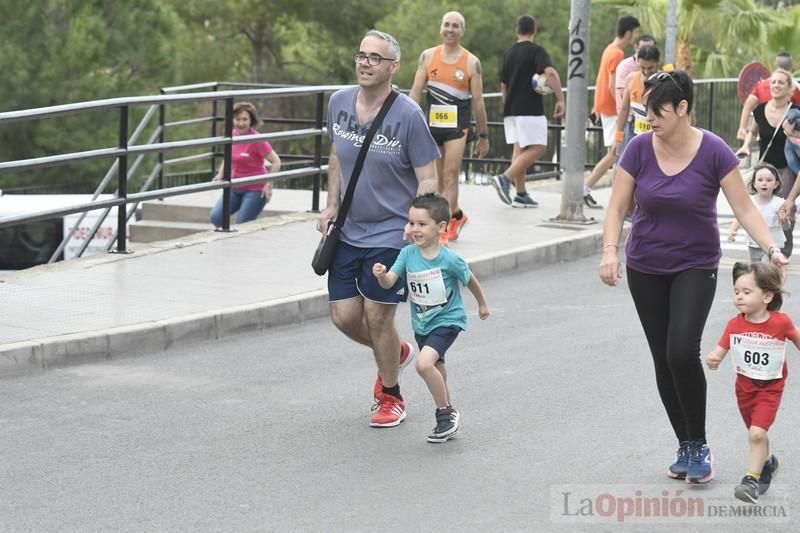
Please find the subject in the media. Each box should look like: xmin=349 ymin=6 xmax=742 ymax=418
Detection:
xmin=0 ymin=85 xmax=346 ymax=260
xmin=0 ymin=78 xmax=740 ymax=266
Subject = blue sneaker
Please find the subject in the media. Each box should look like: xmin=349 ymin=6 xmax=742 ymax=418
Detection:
xmin=512 ymin=193 xmax=539 ymax=208
xmin=491 ymin=174 xmax=513 ymax=205
xmin=759 ymin=454 xmax=779 ymax=494
xmin=667 ymin=441 xmax=690 ymax=479
xmin=686 ymin=440 xmax=714 ymax=484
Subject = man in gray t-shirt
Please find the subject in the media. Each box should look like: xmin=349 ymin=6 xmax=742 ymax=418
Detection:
xmin=316 ymin=30 xmax=439 ymax=429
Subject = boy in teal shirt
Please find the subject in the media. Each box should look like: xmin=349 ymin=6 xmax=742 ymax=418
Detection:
xmin=373 ymin=193 xmax=489 ymax=442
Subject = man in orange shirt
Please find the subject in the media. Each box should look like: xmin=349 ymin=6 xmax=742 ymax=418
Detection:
xmin=583 ymin=15 xmax=640 ymax=209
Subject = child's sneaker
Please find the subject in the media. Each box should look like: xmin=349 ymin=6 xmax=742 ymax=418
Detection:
xmin=759 ymin=454 xmax=779 ymax=494
xmin=734 ymin=475 xmax=759 ymax=504
xmin=427 ymin=406 xmax=460 ymax=443
xmin=667 ymin=441 xmax=690 ymax=479
xmin=685 ymin=440 xmax=714 ymax=484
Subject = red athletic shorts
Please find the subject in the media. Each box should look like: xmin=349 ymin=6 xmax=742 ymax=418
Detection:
xmin=735 ymin=375 xmax=785 ymax=430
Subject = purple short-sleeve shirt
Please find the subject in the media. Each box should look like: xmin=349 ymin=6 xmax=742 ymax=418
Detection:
xmin=618 ymin=129 xmax=739 ymax=274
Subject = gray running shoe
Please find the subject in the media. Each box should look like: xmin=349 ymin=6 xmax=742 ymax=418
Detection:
xmin=759 ymin=454 xmax=779 ymax=494
xmin=512 ymin=194 xmax=539 ymax=208
xmin=734 ymin=475 xmax=759 ymax=504
xmin=427 ymin=407 xmax=460 ymax=443
xmin=491 ymin=175 xmax=513 ymax=205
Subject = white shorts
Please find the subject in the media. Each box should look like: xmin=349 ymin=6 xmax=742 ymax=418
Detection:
xmin=600 ymin=114 xmax=616 ymax=147
xmin=503 ymin=116 xmax=548 ymax=148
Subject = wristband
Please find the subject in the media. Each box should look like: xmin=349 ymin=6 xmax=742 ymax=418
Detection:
xmin=768 ymin=246 xmax=778 ymax=259
xmin=478 ymin=132 xmax=489 ymax=139
xmin=603 ymin=243 xmax=619 ymax=249
xmin=614 ymin=130 xmax=624 ymax=142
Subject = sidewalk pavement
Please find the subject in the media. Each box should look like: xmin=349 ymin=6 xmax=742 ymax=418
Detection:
xmin=0 ymin=182 xmax=611 ymax=377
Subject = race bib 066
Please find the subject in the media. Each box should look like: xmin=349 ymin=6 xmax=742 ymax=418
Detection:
xmin=429 ymin=104 xmax=458 ymax=129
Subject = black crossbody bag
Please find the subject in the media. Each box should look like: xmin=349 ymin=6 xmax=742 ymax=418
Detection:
xmin=311 ymin=90 xmax=399 ymax=276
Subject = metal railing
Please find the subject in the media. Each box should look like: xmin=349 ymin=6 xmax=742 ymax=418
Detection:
xmin=0 ymin=84 xmax=345 ymax=262
xmin=0 ymin=78 xmax=740 ymax=266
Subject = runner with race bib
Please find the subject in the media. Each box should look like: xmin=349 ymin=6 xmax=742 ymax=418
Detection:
xmin=372 ymin=193 xmax=489 ymax=443
xmin=612 ymin=44 xmax=660 ymax=158
xmin=706 ymin=262 xmax=800 ymax=504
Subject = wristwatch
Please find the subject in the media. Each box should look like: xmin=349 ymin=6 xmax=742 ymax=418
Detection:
xmin=478 ymin=132 xmax=489 ymax=139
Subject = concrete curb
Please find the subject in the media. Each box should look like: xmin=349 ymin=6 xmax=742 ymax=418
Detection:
xmin=0 ymin=226 xmax=603 ymax=378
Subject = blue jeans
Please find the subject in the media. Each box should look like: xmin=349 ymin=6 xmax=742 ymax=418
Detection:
xmin=784 ymin=108 xmax=800 ymax=177
xmin=618 ymin=120 xmax=635 ymax=157
xmin=210 ymin=188 xmax=267 ymax=228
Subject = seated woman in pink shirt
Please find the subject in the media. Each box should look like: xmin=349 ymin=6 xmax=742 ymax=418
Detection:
xmin=210 ymin=102 xmax=281 ymax=227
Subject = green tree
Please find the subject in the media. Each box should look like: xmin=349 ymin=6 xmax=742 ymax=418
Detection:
xmin=0 ymin=0 xmax=180 ymax=190
xmin=171 ymin=0 xmax=390 ymax=85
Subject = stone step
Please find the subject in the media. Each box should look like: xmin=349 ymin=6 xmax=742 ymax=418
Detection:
xmin=129 ymin=220 xmax=215 ymax=243
xmin=132 ymin=189 xmax=328 ymax=243
xmin=141 ymin=201 xmax=291 ymax=224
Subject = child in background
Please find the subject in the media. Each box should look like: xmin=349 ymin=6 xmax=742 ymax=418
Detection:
xmin=372 ymin=193 xmax=489 ymax=443
xmin=728 ymin=163 xmax=790 ymax=262
xmin=706 ymin=262 xmax=800 ymax=503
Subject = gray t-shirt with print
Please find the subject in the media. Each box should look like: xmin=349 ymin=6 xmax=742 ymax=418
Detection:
xmin=327 ymin=87 xmax=440 ymax=249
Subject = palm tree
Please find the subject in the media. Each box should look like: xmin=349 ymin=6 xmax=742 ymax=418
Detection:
xmin=595 ymin=0 xmax=789 ymax=77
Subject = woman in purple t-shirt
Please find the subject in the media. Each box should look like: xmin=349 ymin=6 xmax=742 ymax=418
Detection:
xmin=210 ymin=102 xmax=281 ymax=228
xmin=598 ymin=71 xmax=788 ymax=485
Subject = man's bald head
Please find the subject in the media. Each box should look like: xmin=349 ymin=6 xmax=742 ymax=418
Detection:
xmin=441 ymin=11 xmax=466 ymax=30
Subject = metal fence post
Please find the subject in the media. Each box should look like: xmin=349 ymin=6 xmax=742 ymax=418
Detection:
xmin=555 ymin=126 xmax=563 ymax=179
xmin=158 ymin=91 xmax=165 ymax=192
xmin=115 ymin=105 xmax=130 ymax=253
xmin=707 ymin=83 xmax=715 ymax=133
xmin=312 ymin=91 xmax=324 ymax=212
xmin=211 ymin=90 xmax=219 ymax=178
xmin=219 ymin=97 xmax=234 ymax=232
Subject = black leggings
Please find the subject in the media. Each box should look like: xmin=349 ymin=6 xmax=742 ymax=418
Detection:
xmin=627 ymin=266 xmax=717 ymax=443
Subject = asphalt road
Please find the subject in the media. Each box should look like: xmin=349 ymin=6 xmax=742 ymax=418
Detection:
xmin=2 ymin=254 xmax=799 ymax=532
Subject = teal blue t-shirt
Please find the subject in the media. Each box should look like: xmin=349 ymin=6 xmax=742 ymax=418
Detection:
xmin=389 ymin=245 xmax=471 ymax=335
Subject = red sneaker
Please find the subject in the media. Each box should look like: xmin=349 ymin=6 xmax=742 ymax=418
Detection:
xmin=372 ymin=340 xmax=416 ymax=402
xmin=370 ymin=394 xmax=407 ymax=427
xmin=447 ymin=212 xmax=469 ymax=241
xmin=399 ymin=339 xmax=416 ymax=369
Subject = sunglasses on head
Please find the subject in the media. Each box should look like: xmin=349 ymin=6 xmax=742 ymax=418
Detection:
xmin=645 ymin=71 xmax=684 ymax=95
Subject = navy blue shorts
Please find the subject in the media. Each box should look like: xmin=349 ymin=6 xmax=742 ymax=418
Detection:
xmin=415 ymin=326 xmax=461 ymax=362
xmin=328 ymin=241 xmax=408 ymax=303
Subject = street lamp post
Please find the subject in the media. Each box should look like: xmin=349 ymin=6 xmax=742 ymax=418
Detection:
xmin=665 ymin=0 xmax=678 ymax=67
xmin=556 ymin=0 xmax=595 ymax=223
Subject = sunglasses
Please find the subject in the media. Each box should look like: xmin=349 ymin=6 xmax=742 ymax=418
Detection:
xmin=645 ymin=71 xmax=684 ymax=95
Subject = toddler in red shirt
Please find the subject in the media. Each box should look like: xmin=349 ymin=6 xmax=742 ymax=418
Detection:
xmin=706 ymin=262 xmax=800 ymax=504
